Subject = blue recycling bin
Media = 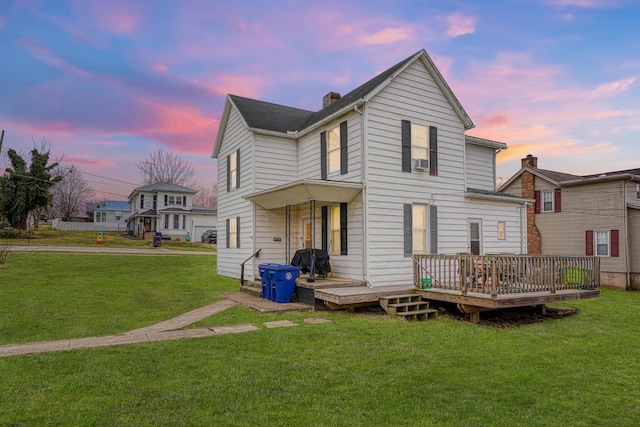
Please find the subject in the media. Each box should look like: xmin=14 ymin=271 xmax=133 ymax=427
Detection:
xmin=270 ymin=265 xmax=301 ymax=303
xmin=258 ymin=263 xmax=279 ymax=300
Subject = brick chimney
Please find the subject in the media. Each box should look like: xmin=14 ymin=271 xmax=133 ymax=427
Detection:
xmin=521 ymin=154 xmax=537 ymax=169
xmin=323 ymin=92 xmax=341 ymax=108
xmin=521 ymin=154 xmax=541 ymax=254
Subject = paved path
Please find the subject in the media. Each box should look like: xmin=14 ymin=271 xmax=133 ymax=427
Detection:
xmin=0 ymin=297 xmax=327 ymax=358
xmin=5 ymin=245 xmax=215 ymax=255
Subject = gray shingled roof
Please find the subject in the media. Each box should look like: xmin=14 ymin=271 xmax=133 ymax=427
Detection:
xmin=133 ymin=182 xmax=197 ymax=194
xmin=533 ymin=168 xmax=583 ymax=183
xmin=229 ymin=51 xmax=417 ymax=134
xmin=582 ymin=167 xmax=640 ymax=179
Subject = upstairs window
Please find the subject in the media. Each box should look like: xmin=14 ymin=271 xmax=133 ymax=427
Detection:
xmin=411 ymin=123 xmax=429 ymax=162
xmin=176 ymin=196 xmax=182 ymax=206
xmin=401 ymin=120 xmax=438 ymax=175
xmin=327 ymin=126 xmax=341 ymax=175
xmin=168 ymin=196 xmax=175 ymax=206
xmin=542 ymin=191 xmax=554 ymax=212
xmin=227 ymin=150 xmax=240 ymax=192
xmin=139 ymin=194 xmax=144 ymax=209
xmin=320 ymin=121 xmax=348 ymax=179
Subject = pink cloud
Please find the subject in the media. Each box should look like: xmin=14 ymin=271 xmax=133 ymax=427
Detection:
xmin=208 ymin=74 xmax=266 ymax=98
xmin=359 ymin=27 xmax=413 ymax=45
xmin=67 ymin=0 xmax=141 ymax=35
xmin=17 ymin=38 xmax=90 ymax=77
xmin=546 ymin=0 xmax=623 ymax=7
xmin=444 ymin=12 xmax=476 ymax=37
xmin=588 ymin=76 xmax=636 ymax=98
xmin=63 ymin=158 xmax=113 ymax=167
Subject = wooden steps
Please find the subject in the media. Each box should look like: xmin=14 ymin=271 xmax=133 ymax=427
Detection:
xmin=240 ymin=280 xmax=262 ymax=298
xmin=379 ymin=294 xmax=437 ymax=321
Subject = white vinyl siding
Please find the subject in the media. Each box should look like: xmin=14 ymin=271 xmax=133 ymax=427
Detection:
xmin=254 ymin=134 xmax=298 ymax=192
xmin=465 ymin=143 xmax=497 ymax=192
xmin=298 ymin=111 xmax=362 ymax=182
xmin=216 ymin=107 xmax=255 ymax=279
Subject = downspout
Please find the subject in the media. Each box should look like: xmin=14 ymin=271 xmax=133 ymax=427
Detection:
xmin=354 ymin=100 xmax=372 ymax=287
xmin=623 ymin=180 xmax=630 ymax=289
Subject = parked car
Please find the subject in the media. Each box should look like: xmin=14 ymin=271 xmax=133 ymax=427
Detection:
xmin=201 ymin=229 xmax=217 ymax=244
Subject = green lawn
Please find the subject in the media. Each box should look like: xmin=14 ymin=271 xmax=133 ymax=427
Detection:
xmin=1 ymin=253 xmax=640 ymax=426
xmin=0 ymin=222 xmax=215 ymax=251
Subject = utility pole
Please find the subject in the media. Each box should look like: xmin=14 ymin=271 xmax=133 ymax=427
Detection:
xmin=0 ymin=130 xmax=4 ymax=154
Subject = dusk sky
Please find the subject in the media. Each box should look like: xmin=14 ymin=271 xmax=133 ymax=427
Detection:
xmin=1 ymin=0 xmax=639 ymax=200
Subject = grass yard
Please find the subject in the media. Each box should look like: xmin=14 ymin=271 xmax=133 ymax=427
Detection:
xmin=2 ymin=253 xmax=640 ymax=426
xmin=0 ymin=222 xmax=215 ymax=251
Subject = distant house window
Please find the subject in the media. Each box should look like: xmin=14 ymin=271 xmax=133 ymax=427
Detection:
xmin=183 ymin=196 xmax=187 ymax=206
xmin=153 ymin=195 xmax=157 ymax=210
xmin=168 ymin=196 xmax=175 ymax=205
xmin=411 ymin=123 xmax=429 ymax=161
xmin=637 ymin=184 xmax=640 ymax=199
xmin=176 ymin=196 xmax=182 ymax=206
xmin=596 ymin=231 xmax=610 ymax=256
xmin=497 ymin=222 xmax=506 ymax=240
xmin=542 ymin=191 xmax=554 ymax=212
xmin=164 ymin=215 xmax=169 ymax=229
xmin=182 ymin=215 xmax=186 ymax=230
xmin=228 ymin=151 xmax=239 ymax=191
xmin=173 ymin=214 xmax=179 ymax=229
xmin=139 ymin=194 xmax=144 ymax=209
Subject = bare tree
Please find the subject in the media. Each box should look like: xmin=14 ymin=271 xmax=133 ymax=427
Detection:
xmin=49 ymin=166 xmax=94 ymax=220
xmin=136 ymin=148 xmax=197 ymax=187
xmin=192 ymin=183 xmax=218 ymax=209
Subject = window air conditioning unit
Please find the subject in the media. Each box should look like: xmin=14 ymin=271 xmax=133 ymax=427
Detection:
xmin=414 ymin=158 xmax=429 ymax=171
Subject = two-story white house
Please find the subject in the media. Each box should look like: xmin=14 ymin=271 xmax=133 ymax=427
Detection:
xmin=94 ymin=200 xmax=129 ymax=231
xmin=128 ymin=182 xmax=217 ymax=241
xmin=213 ymin=49 xmax=528 ymax=287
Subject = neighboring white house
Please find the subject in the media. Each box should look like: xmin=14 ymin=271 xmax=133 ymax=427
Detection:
xmin=94 ymin=200 xmax=129 ymax=229
xmin=128 ymin=182 xmax=217 ymax=241
xmin=212 ymin=49 xmax=528 ymax=287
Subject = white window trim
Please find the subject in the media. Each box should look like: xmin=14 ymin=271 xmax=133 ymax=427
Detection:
xmin=327 ymin=125 xmax=341 ymax=176
xmin=329 ymin=205 xmax=341 ymax=255
xmin=411 ymin=123 xmax=430 ymax=162
xmin=229 ymin=151 xmax=238 ymax=191
xmin=542 ymin=190 xmax=554 ymax=213
xmin=595 ymin=231 xmax=610 ymax=257
xmin=412 ymin=204 xmax=428 ymax=254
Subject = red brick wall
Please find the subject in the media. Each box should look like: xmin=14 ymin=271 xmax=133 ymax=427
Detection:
xmin=521 ymin=169 xmax=541 ymax=254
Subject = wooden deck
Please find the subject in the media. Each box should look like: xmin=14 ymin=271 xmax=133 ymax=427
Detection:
xmin=314 ymin=284 xmax=415 ymax=308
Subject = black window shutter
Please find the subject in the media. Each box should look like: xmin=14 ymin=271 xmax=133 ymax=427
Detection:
xmin=321 ymin=206 xmax=328 ymax=251
xmin=164 ymin=194 xmax=168 ymax=206
xmin=340 ymin=121 xmax=348 ymax=175
xmin=236 ymin=216 xmax=240 ymax=248
xmin=554 ymin=188 xmax=561 ymax=212
xmin=403 ymin=203 xmax=413 ymax=257
xmin=430 ymin=205 xmax=438 ymax=254
xmin=235 ymin=150 xmax=240 ymax=189
xmin=340 ymin=202 xmax=348 ymax=255
xmin=226 ymin=218 xmax=230 ymax=248
xmin=429 ymin=126 xmax=438 ymax=176
xmin=611 ymin=229 xmax=619 ymax=257
xmin=586 ymin=230 xmax=593 ymax=256
xmin=401 ymin=120 xmax=411 ymax=172
xmin=320 ymin=131 xmax=327 ymax=180
xmin=534 ymin=191 xmax=541 ymax=214
xmin=226 ymin=155 xmax=231 ymax=192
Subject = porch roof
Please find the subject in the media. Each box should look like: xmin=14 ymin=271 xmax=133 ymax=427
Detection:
xmin=245 ymin=179 xmax=364 ymax=210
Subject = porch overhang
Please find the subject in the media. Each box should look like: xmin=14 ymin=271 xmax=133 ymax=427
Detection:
xmin=245 ymin=179 xmax=364 ymax=210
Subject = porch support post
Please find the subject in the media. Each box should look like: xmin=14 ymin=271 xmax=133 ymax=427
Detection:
xmin=285 ymin=205 xmax=291 ymax=264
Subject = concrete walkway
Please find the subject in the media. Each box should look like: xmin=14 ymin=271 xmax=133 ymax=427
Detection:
xmin=0 ymin=297 xmax=329 ymax=358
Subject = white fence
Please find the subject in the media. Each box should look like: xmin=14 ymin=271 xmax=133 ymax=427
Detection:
xmin=52 ymin=219 xmax=127 ymax=232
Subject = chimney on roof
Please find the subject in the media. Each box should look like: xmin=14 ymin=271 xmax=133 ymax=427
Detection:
xmin=323 ymin=92 xmax=341 ymax=109
xmin=521 ymin=154 xmax=538 ymax=169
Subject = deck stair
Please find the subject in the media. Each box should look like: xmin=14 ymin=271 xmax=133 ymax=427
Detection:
xmin=240 ymin=280 xmax=262 ymax=298
xmin=379 ymin=294 xmax=437 ymax=321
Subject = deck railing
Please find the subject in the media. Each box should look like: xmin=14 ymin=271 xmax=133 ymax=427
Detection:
xmin=413 ymin=254 xmax=600 ymax=296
